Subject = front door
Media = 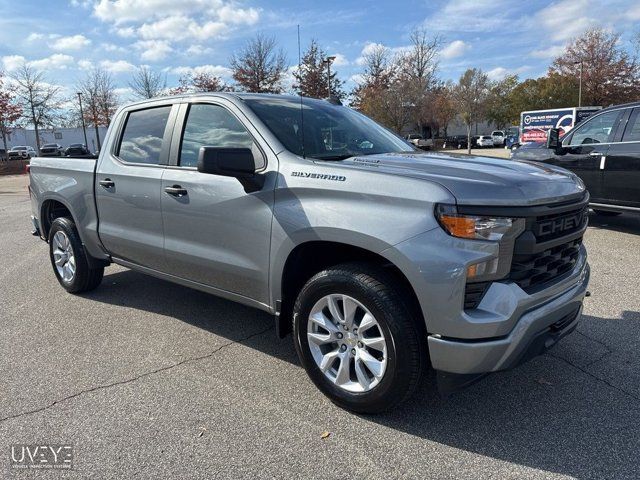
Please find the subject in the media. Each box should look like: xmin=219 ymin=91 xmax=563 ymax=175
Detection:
xmin=95 ymin=104 xmax=174 ymax=271
xmin=160 ymin=101 xmax=276 ymax=304
xmin=602 ymin=108 xmax=640 ymax=208
xmin=551 ymin=109 xmax=624 ymax=202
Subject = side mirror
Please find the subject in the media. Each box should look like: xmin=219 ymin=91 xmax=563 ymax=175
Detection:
xmin=197 ymin=146 xmax=265 ymax=193
xmin=546 ymin=128 xmax=560 ymax=150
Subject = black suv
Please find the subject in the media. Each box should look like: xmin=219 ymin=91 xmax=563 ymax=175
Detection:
xmin=512 ymin=101 xmax=640 ymax=215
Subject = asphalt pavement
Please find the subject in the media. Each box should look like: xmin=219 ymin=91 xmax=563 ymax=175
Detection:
xmin=1 ymin=173 xmax=639 ymax=479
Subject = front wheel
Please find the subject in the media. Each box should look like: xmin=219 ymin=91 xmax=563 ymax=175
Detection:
xmin=293 ymin=263 xmax=426 ymax=413
xmin=49 ymin=217 xmax=104 ymax=293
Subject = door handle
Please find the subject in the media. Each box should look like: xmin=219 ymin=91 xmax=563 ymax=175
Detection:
xmin=589 ymin=151 xmax=605 ymax=156
xmin=99 ymin=179 xmax=115 ymax=188
xmin=164 ymin=185 xmax=188 ymax=197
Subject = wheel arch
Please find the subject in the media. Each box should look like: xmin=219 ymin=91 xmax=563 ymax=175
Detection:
xmin=275 ymin=240 xmax=424 ymax=338
xmin=40 ymin=197 xmax=76 ymax=240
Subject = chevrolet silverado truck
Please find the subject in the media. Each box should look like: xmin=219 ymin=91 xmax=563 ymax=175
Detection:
xmin=29 ymin=93 xmax=590 ymax=413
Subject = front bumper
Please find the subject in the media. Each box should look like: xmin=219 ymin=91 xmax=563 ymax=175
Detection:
xmin=428 ymin=260 xmax=589 ymax=375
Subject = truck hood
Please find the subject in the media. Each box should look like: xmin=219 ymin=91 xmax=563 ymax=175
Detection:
xmin=337 ymin=151 xmax=586 ymax=206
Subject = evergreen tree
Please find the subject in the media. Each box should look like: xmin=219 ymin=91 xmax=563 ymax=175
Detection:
xmin=293 ymin=39 xmax=345 ymax=100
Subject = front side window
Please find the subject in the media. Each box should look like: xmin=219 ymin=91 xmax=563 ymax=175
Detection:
xmin=566 ymin=110 xmax=621 ymax=146
xmin=622 ymin=109 xmax=640 ymax=142
xmin=118 ymin=106 xmax=171 ymax=165
xmin=179 ymin=103 xmax=254 ymax=168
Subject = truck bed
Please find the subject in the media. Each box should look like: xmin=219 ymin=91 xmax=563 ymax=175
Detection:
xmin=29 ymin=155 xmax=106 ymax=260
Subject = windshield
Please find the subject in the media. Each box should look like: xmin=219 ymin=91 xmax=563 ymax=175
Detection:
xmin=42 ymin=144 xmax=57 ymax=148
xmin=12 ymin=146 xmax=27 ymax=150
xmin=244 ymin=97 xmax=413 ymax=160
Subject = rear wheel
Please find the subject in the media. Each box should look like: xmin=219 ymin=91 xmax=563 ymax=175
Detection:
xmin=49 ymin=217 xmax=104 ymax=293
xmin=593 ymin=209 xmax=622 ymax=217
xmin=293 ymin=262 xmax=426 ymax=413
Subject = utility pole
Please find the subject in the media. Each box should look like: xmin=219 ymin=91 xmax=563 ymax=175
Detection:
xmin=77 ymin=92 xmax=89 ymax=150
xmin=574 ymin=61 xmax=583 ymax=107
xmin=323 ymin=56 xmax=336 ymax=98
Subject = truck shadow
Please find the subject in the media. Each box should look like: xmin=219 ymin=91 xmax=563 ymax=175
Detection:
xmin=588 ymin=211 xmax=640 ymax=235
xmin=86 ymin=269 xmax=639 ymax=479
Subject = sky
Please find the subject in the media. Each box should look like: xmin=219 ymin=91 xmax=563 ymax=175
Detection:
xmin=0 ymin=0 xmax=639 ymax=103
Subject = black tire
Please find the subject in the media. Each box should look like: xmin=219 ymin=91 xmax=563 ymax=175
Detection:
xmin=293 ymin=262 xmax=426 ymax=414
xmin=593 ymin=209 xmax=622 ymax=217
xmin=48 ymin=217 xmax=104 ymax=293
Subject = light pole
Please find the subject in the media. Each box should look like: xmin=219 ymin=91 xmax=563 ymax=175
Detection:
xmin=77 ymin=92 xmax=89 ymax=149
xmin=322 ymin=56 xmax=336 ymax=98
xmin=574 ymin=61 xmax=583 ymax=107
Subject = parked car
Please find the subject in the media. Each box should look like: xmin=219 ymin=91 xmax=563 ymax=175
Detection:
xmin=40 ymin=143 xmax=64 ymax=157
xmin=444 ymin=135 xmax=469 ymax=149
xmin=64 ymin=144 xmax=92 ymax=157
xmin=405 ymin=133 xmax=433 ymax=150
xmin=512 ymin=101 xmax=640 ymax=215
xmin=8 ymin=146 xmax=36 ymax=160
xmin=476 ymin=135 xmax=494 ymax=147
xmin=29 ymin=93 xmax=589 ymax=413
xmin=491 ymin=130 xmax=505 ymax=146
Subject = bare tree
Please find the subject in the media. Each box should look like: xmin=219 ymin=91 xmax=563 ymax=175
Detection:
xmin=129 ymin=66 xmax=166 ymax=99
xmin=454 ymin=68 xmax=490 ymax=154
xmin=396 ymin=29 xmax=442 ymax=136
xmin=77 ymin=68 xmax=118 ymax=150
xmin=230 ymin=34 xmax=287 ymax=93
xmin=10 ymin=64 xmax=62 ymax=151
xmin=0 ymin=71 xmax=22 ymax=158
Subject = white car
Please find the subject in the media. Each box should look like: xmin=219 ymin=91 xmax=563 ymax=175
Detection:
xmin=476 ymin=135 xmax=494 ymax=147
xmin=405 ymin=134 xmax=433 ymax=150
xmin=491 ymin=130 xmax=505 ymax=146
xmin=8 ymin=146 xmax=37 ymax=160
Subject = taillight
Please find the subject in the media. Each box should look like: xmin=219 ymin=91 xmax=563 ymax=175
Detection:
xmin=25 ymin=164 xmax=30 ymax=174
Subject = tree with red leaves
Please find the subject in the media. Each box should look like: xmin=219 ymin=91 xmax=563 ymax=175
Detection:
xmin=550 ymin=28 xmax=640 ymax=106
xmin=169 ymin=71 xmax=231 ymax=95
xmin=230 ymin=34 xmax=287 ymax=93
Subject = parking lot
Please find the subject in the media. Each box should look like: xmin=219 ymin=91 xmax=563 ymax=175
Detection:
xmin=1 ymin=173 xmax=639 ymax=479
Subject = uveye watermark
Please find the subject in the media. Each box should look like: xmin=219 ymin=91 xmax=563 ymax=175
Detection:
xmin=10 ymin=444 xmax=73 ymax=469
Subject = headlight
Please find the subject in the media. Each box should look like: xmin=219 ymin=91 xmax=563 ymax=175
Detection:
xmin=435 ymin=204 xmax=515 ymax=242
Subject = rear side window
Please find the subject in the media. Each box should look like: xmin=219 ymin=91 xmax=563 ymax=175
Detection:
xmin=622 ymin=109 xmax=640 ymax=142
xmin=118 ymin=106 xmax=171 ymax=164
xmin=179 ymin=103 xmax=254 ymax=168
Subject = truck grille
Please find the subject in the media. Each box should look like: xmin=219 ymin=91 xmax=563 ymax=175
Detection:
xmin=531 ymin=206 xmax=588 ymax=242
xmin=462 ymin=196 xmax=588 ymax=310
xmin=510 ymin=237 xmax=582 ymax=292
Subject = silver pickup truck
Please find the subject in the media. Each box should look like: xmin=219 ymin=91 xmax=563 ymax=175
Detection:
xmin=29 ymin=93 xmax=590 ymax=413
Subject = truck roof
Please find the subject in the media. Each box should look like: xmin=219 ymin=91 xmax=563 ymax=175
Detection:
xmin=121 ymin=92 xmax=323 ymax=109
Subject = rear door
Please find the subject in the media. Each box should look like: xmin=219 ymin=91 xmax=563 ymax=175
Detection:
xmin=601 ymin=107 xmax=640 ymax=208
xmin=95 ymin=103 xmax=177 ymax=270
xmin=551 ymin=109 xmax=624 ymax=202
xmin=160 ymin=99 xmax=276 ymax=304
